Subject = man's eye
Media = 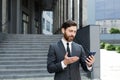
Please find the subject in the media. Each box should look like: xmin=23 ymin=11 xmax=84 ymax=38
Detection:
xmin=69 ymin=30 xmax=73 ymax=32
xmin=74 ymin=31 xmax=77 ymax=33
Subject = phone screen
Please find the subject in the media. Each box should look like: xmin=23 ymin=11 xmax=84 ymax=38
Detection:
xmin=88 ymin=52 xmax=96 ymax=56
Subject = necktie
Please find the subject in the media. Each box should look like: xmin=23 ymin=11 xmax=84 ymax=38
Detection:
xmin=67 ymin=43 xmax=71 ymax=57
xmin=67 ymin=43 xmax=71 ymax=78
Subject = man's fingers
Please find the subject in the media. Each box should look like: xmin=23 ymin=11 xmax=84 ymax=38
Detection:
xmin=64 ymin=55 xmax=79 ymax=64
xmin=89 ymin=55 xmax=94 ymax=59
xmin=69 ymin=56 xmax=79 ymax=63
xmin=85 ymin=55 xmax=95 ymax=66
xmin=65 ymin=53 xmax=69 ymax=59
xmin=86 ymin=58 xmax=91 ymax=62
xmin=72 ymin=56 xmax=79 ymax=60
xmin=65 ymin=53 xmax=68 ymax=56
xmin=85 ymin=60 xmax=91 ymax=66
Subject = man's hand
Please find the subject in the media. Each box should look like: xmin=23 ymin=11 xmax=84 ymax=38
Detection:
xmin=85 ymin=55 xmax=95 ymax=67
xmin=63 ymin=53 xmax=79 ymax=65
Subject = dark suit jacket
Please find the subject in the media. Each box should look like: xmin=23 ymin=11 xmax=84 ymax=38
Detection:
xmin=47 ymin=40 xmax=90 ymax=80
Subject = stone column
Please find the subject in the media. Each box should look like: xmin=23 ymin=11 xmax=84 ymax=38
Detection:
xmin=67 ymin=0 xmax=72 ymax=19
xmin=79 ymin=0 xmax=82 ymax=28
xmin=9 ymin=0 xmax=15 ymax=33
xmin=9 ymin=0 xmax=21 ymax=33
xmin=60 ymin=0 xmax=63 ymax=26
xmin=16 ymin=0 xmax=21 ymax=34
xmin=58 ymin=0 xmax=61 ymax=29
xmin=53 ymin=0 xmax=60 ymax=34
xmin=0 ymin=0 xmax=2 ymax=32
xmin=30 ymin=0 xmax=35 ymax=34
xmin=73 ymin=0 xmax=79 ymax=27
xmin=79 ymin=0 xmax=88 ymax=28
xmin=63 ymin=0 xmax=67 ymax=22
xmin=2 ymin=0 xmax=8 ymax=33
xmin=82 ymin=0 xmax=88 ymax=27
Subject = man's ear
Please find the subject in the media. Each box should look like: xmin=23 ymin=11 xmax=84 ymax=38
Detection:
xmin=61 ymin=28 xmax=65 ymax=34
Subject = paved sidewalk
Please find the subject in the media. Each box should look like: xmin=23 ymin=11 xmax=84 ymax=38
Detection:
xmin=100 ymin=49 xmax=120 ymax=80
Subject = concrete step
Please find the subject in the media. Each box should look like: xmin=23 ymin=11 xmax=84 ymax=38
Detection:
xmin=0 ymin=68 xmax=47 ymax=71
xmin=0 ymin=74 xmax=54 ymax=79
xmin=0 ymin=77 xmax=54 ymax=80
xmin=0 ymin=34 xmax=61 ymax=79
xmin=0 ymin=64 xmax=46 ymax=69
xmin=2 ymin=40 xmax=59 ymax=42
xmin=1 ymin=40 xmax=58 ymax=42
xmin=0 ymin=48 xmax=49 ymax=50
xmin=0 ymin=57 xmax=47 ymax=61
xmin=0 ymin=58 xmax=46 ymax=61
xmin=0 ymin=53 xmax=47 ymax=57
xmin=0 ymin=49 xmax=48 ymax=52
xmin=5 ymin=34 xmax=61 ymax=38
xmin=0 ymin=61 xmax=46 ymax=64
xmin=0 ymin=51 xmax=48 ymax=52
xmin=0 ymin=42 xmax=50 ymax=45
xmin=0 ymin=45 xmax=49 ymax=48
xmin=0 ymin=63 xmax=46 ymax=66
xmin=0 ymin=52 xmax=47 ymax=54
xmin=0 ymin=72 xmax=51 ymax=78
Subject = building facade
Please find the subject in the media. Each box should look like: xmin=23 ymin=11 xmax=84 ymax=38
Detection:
xmin=95 ymin=0 xmax=120 ymax=34
xmin=0 ymin=0 xmax=100 ymax=80
xmin=0 ymin=0 xmax=88 ymax=34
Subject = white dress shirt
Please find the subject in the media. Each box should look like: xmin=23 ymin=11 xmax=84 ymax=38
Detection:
xmin=61 ymin=38 xmax=72 ymax=69
xmin=61 ymin=38 xmax=72 ymax=53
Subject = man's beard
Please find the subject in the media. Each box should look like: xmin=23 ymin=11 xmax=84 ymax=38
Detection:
xmin=64 ymin=33 xmax=75 ymax=42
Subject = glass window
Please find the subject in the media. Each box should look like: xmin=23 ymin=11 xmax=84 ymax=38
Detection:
xmin=46 ymin=21 xmax=50 ymax=31
xmin=45 ymin=11 xmax=53 ymax=18
xmin=104 ymin=28 xmax=107 ymax=33
xmin=22 ymin=12 xmax=29 ymax=34
xmin=101 ymin=28 xmax=104 ymax=34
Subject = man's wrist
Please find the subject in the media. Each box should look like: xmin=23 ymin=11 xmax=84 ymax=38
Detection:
xmin=63 ymin=60 xmax=68 ymax=65
xmin=88 ymin=64 xmax=92 ymax=67
xmin=87 ymin=64 xmax=92 ymax=70
xmin=61 ymin=61 xmax=67 ymax=69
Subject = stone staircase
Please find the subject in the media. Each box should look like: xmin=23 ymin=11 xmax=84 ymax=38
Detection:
xmin=0 ymin=34 xmax=62 ymax=80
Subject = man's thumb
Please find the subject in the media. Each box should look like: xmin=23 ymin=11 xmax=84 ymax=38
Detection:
xmin=66 ymin=52 xmax=68 ymax=56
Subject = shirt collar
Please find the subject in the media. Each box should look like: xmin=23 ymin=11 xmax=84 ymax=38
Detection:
xmin=61 ymin=37 xmax=72 ymax=45
xmin=61 ymin=37 xmax=72 ymax=52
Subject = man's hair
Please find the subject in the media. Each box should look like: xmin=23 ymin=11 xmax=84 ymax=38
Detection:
xmin=61 ymin=20 xmax=77 ymax=29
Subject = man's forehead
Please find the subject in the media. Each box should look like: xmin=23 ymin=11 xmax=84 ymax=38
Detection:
xmin=67 ymin=26 xmax=77 ymax=30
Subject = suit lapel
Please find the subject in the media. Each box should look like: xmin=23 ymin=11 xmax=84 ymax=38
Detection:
xmin=71 ymin=43 xmax=74 ymax=56
xmin=58 ymin=40 xmax=66 ymax=56
xmin=71 ymin=42 xmax=77 ymax=56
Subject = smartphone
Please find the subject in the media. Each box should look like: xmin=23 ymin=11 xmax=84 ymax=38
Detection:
xmin=84 ymin=52 xmax=96 ymax=61
xmin=88 ymin=52 xmax=96 ymax=56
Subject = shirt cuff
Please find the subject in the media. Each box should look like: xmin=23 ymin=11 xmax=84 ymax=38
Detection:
xmin=61 ymin=61 xmax=67 ymax=69
xmin=87 ymin=65 xmax=92 ymax=71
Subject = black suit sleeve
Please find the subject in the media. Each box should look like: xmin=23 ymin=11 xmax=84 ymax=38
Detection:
xmin=79 ymin=45 xmax=90 ymax=72
xmin=47 ymin=44 xmax=63 ymax=73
